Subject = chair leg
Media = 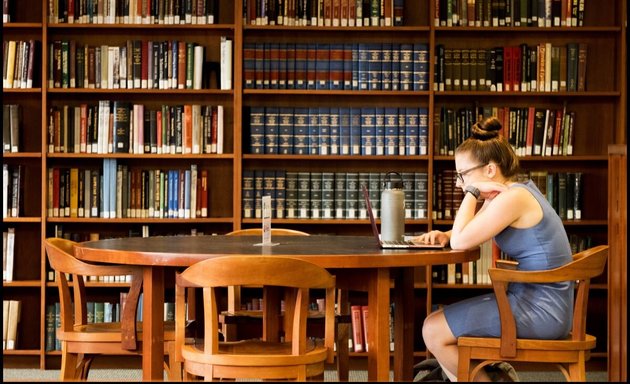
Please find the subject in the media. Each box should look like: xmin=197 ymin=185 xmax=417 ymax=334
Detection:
xmin=60 ymin=348 xmax=79 ymax=381
xmin=77 ymin=354 xmax=95 ymax=380
xmin=336 ymin=321 xmax=350 ymax=381
xmin=568 ymin=355 xmax=587 ymax=381
xmin=456 ymin=346 xmax=472 ymax=382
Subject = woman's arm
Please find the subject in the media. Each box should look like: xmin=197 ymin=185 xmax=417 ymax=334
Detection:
xmin=449 ymin=183 xmax=529 ymax=250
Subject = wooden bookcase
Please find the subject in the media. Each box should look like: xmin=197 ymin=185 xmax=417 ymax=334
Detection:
xmin=2 ymin=0 xmax=626 ymax=372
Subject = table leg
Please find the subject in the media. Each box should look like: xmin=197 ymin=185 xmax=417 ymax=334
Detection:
xmin=142 ymin=266 xmax=165 ymax=381
xmin=367 ymin=268 xmax=390 ymax=382
xmin=393 ymin=267 xmax=415 ymax=381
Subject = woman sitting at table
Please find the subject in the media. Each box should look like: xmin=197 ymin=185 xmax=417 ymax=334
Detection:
xmin=414 ymin=117 xmax=573 ymax=381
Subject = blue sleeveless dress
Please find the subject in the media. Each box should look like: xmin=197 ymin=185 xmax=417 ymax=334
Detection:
xmin=443 ymin=180 xmax=574 ymax=339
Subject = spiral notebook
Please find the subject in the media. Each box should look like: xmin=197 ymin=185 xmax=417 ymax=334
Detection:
xmin=362 ymin=185 xmax=444 ymax=249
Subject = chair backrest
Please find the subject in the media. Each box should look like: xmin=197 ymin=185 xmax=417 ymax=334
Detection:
xmin=44 ymin=238 xmax=143 ymax=349
xmin=488 ymin=245 xmax=608 ymax=356
xmin=226 ymin=228 xmax=310 ymax=236
xmin=176 ymin=256 xmax=335 ymax=360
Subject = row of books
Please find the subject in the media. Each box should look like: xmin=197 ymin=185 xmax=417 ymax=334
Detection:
xmin=48 ymin=102 xmax=225 ymax=155
xmin=3 ymin=228 xmax=16 ymax=283
xmin=2 ymin=104 xmax=20 ymax=153
xmin=348 ymin=303 xmax=395 ymax=353
xmin=432 ymin=170 xmax=583 ymax=221
xmin=529 ymin=170 xmax=582 ymax=220
xmin=434 ymin=233 xmax=595 ymax=286
xmin=246 ymin=106 xmax=429 ymax=156
xmin=2 ymin=165 xmax=23 ymax=219
xmin=47 ymin=161 xmax=210 ymax=219
xmin=435 ymin=103 xmax=576 ymax=157
xmin=243 ymin=42 xmax=429 ymax=91
xmin=3 ymin=40 xmax=39 ymax=89
xmin=432 ymin=238 xmax=494 ymax=284
xmin=434 ymin=0 xmax=586 ymax=27
xmin=435 ymin=42 xmax=587 ymax=93
xmin=2 ymin=300 xmax=21 ymax=350
xmin=243 ymin=0 xmax=405 ymax=27
xmin=48 ymin=0 xmax=221 ymax=24
xmin=48 ymin=37 xmax=232 ymax=90
xmin=242 ymin=170 xmax=429 ymax=220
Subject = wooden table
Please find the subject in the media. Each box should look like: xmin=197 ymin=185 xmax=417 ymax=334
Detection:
xmin=74 ymin=235 xmax=479 ymax=382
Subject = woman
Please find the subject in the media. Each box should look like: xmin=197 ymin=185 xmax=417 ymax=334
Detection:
xmin=414 ymin=117 xmax=573 ymax=381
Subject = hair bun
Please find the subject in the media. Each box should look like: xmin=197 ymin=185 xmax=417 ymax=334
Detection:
xmin=471 ymin=117 xmax=502 ymax=141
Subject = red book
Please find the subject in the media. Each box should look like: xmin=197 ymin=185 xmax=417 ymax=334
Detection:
xmin=177 ymin=41 xmax=186 ymax=89
xmin=525 ymin=106 xmax=535 ymax=156
xmin=552 ymin=107 xmax=564 ymax=156
xmin=156 ymin=110 xmax=162 ymax=152
xmin=200 ymin=169 xmax=208 ymax=217
xmin=513 ymin=45 xmax=521 ymax=92
xmin=503 ymin=46 xmax=512 ymax=92
xmin=80 ymin=104 xmax=87 ymax=153
xmin=350 ymin=305 xmax=364 ymax=352
xmin=361 ymin=305 xmax=369 ymax=352
xmin=183 ymin=104 xmax=192 ymax=154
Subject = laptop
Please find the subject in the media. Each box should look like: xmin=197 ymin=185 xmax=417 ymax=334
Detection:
xmin=362 ymin=185 xmax=444 ymax=249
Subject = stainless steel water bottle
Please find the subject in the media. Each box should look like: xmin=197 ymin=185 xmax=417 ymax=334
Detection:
xmin=380 ymin=172 xmax=405 ymax=242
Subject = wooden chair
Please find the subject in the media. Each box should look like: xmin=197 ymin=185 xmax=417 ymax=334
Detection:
xmin=224 ymin=228 xmax=351 ymax=380
xmin=174 ymin=255 xmax=336 ymax=380
xmin=457 ymin=245 xmax=609 ymax=382
xmin=44 ymin=238 xmax=183 ymax=381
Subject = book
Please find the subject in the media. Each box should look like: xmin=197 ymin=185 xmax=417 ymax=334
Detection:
xmin=350 ymin=305 xmax=364 ymax=352
xmin=220 ymin=37 xmax=232 ymax=90
xmin=3 ymin=228 xmax=15 ymax=282
xmin=6 ymin=299 xmax=21 ymax=349
xmin=361 ymin=305 xmax=369 ymax=352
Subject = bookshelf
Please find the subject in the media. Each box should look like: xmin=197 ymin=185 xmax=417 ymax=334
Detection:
xmin=2 ymin=0 xmax=626 ymax=371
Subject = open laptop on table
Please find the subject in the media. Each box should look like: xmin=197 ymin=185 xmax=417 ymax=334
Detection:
xmin=362 ymin=184 xmax=445 ymax=249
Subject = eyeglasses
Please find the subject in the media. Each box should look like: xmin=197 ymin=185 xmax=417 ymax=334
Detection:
xmin=456 ymin=163 xmax=487 ymax=184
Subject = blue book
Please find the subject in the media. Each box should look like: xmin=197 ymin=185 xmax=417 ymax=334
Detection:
xmin=374 ymin=107 xmax=386 ymax=155
xmin=384 ymin=107 xmax=399 ymax=155
xmin=418 ymin=108 xmax=429 ymax=155
xmin=398 ymin=107 xmax=407 ymax=155
xmin=249 ymin=107 xmax=265 ymax=154
xmin=405 ymin=108 xmax=420 ymax=156
xmin=334 ymin=172 xmax=346 ymax=219
xmin=278 ymin=44 xmax=287 ymax=89
xmin=264 ymin=107 xmax=279 ymax=154
xmin=381 ymin=43 xmax=392 ymax=91
xmin=293 ymin=108 xmax=309 ymax=154
xmin=391 ymin=43 xmax=401 ymax=91
xmin=350 ymin=107 xmax=362 ymax=155
xmin=263 ymin=42 xmax=271 ymax=89
xmin=263 ymin=170 xmax=277 ymax=216
xmin=339 ymin=107 xmax=351 ymax=155
xmin=318 ymin=107 xmax=330 ymax=155
xmin=254 ymin=170 xmax=264 ymax=218
xmin=295 ymin=43 xmax=308 ymax=90
xmin=243 ymin=43 xmax=256 ymax=89
xmin=329 ymin=108 xmax=340 ymax=155
xmin=361 ymin=107 xmax=376 ymax=156
xmin=184 ymin=169 xmax=191 ymax=218
xmin=357 ymin=43 xmax=370 ymax=91
xmin=269 ymin=43 xmax=279 ymax=89
xmin=400 ymin=44 xmax=414 ymax=91
xmin=275 ymin=170 xmax=286 ymax=219
xmin=241 ymin=169 xmax=254 ymax=219
xmin=329 ymin=44 xmax=344 ymax=90
xmin=278 ymin=107 xmax=294 ymax=154
xmin=352 ymin=43 xmax=360 ymax=90
xmin=285 ymin=43 xmax=295 ymax=89
xmin=102 ymin=159 xmax=110 ymax=218
xmin=413 ymin=43 xmax=429 ymax=91
xmin=306 ymin=44 xmax=317 ymax=90
xmin=168 ymin=169 xmax=177 ymax=218
xmin=343 ymin=43 xmax=353 ymax=90
xmin=368 ymin=43 xmax=382 ymax=91
xmin=316 ymin=43 xmax=330 ymax=90
xmin=254 ymin=43 xmax=264 ymax=89
xmin=308 ymin=107 xmax=320 ymax=155
xmin=109 ymin=158 xmax=116 ymax=218
xmin=285 ymin=171 xmax=299 ymax=218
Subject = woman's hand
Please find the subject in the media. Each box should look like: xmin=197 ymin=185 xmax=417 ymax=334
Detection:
xmin=412 ymin=230 xmax=450 ymax=247
xmin=469 ymin=181 xmax=509 ymax=200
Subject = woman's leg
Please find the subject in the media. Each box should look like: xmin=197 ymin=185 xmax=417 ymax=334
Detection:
xmin=422 ymin=309 xmax=459 ymax=381
xmin=422 ymin=309 xmax=492 ymax=382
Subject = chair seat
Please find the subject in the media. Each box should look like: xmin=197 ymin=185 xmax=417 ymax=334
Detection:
xmin=182 ymin=339 xmax=328 ymax=366
xmin=458 ymin=333 xmax=596 ymax=351
xmin=58 ymin=321 xmax=177 ymax=343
